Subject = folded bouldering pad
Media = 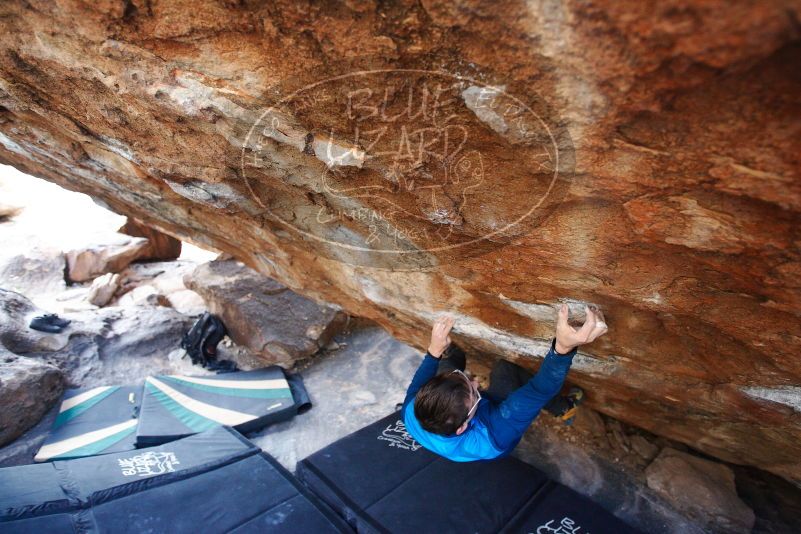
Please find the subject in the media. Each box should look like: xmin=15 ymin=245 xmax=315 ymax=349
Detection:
xmin=297 ymin=412 xmax=639 ymax=534
xmin=34 ymin=385 xmax=140 ymax=462
xmin=1 ymin=426 xmax=350 ymax=533
xmin=136 ymin=366 xmax=311 ymax=446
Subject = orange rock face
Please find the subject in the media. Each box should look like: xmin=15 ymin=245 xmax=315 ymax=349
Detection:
xmin=0 ymin=1 xmax=799 ymax=481
xmin=119 ymin=218 xmax=181 ymax=262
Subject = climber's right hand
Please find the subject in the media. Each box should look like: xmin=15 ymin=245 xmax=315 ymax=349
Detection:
xmin=555 ymin=304 xmax=607 ymax=355
xmin=428 ymin=316 xmax=454 ymax=358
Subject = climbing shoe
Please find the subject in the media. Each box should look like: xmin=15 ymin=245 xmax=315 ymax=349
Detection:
xmin=560 ymin=387 xmax=584 ymax=425
xmin=29 ymin=314 xmax=70 ymax=333
xmin=544 ymin=386 xmax=584 ymax=425
xmin=42 ymin=313 xmax=71 ymax=328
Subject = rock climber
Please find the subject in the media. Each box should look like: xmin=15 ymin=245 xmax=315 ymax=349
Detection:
xmin=401 ymin=304 xmax=607 ymax=461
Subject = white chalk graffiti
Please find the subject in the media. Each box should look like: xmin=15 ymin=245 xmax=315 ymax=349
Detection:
xmin=377 ymin=419 xmax=422 ymax=451
xmin=534 ymin=517 xmax=588 ymax=534
xmin=118 ymin=451 xmax=180 ymax=477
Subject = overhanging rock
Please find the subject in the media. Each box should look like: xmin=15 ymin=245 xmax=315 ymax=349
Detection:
xmin=0 ymin=1 xmax=799 ymax=482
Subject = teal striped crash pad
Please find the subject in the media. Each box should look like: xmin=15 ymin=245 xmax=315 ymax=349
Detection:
xmin=136 ymin=366 xmax=311 ymax=447
xmin=34 ymin=386 xmax=140 ymax=462
xmin=34 ymin=367 xmax=312 ymax=461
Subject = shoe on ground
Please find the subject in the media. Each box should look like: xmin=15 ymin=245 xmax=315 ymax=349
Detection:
xmin=29 ymin=315 xmax=66 ymax=333
xmin=42 ymin=313 xmax=71 ymax=328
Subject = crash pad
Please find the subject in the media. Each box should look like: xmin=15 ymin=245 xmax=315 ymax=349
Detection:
xmin=297 ymin=412 xmax=639 ymax=534
xmin=34 ymin=385 xmax=140 ymax=462
xmin=1 ymin=426 xmax=349 ymax=533
xmin=135 ymin=366 xmax=310 ymax=447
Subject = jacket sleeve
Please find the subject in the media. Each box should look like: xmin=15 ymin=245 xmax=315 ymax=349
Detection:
xmin=484 ymin=339 xmax=576 ymax=451
xmin=401 ymin=352 xmax=439 ymax=413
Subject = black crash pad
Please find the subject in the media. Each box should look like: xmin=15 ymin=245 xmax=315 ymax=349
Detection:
xmin=297 ymin=411 xmax=639 ymax=534
xmin=1 ymin=426 xmax=349 ymax=533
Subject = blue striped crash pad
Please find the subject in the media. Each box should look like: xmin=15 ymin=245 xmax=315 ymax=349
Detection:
xmin=34 ymin=386 xmax=140 ymax=462
xmin=136 ymin=366 xmax=311 ymax=447
xmin=0 ymin=426 xmax=350 ymax=533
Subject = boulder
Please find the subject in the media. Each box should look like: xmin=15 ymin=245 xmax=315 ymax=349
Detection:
xmin=108 ymin=260 xmax=205 ymax=313
xmin=185 ymin=259 xmax=348 ymax=365
xmin=630 ymin=435 xmax=660 ymax=462
xmin=81 ymin=305 xmax=196 ymax=386
xmin=65 ymin=234 xmax=150 ymax=282
xmin=114 ymin=260 xmax=206 ymax=314
xmin=645 ymin=448 xmax=756 ymax=533
xmin=0 ymin=351 xmax=64 ymax=447
xmin=118 ymin=218 xmax=181 ymax=261
xmin=166 ymin=289 xmax=206 ymax=316
xmin=0 ymin=287 xmax=196 ymax=387
xmin=573 ymin=407 xmax=606 ymax=437
xmin=0 ymin=247 xmax=66 ymax=301
xmin=0 ymin=0 xmax=800 ymax=483
xmin=115 ymin=284 xmax=169 ymax=307
xmin=0 ymin=402 xmax=58 ymax=467
xmin=149 ymin=263 xmax=196 ymax=294
xmin=52 ymin=285 xmax=98 ymax=313
xmin=114 ymin=260 xmax=198 ymax=301
xmin=86 ymin=272 xmax=120 ymax=307
xmin=0 ymin=289 xmax=71 ymax=353
xmin=0 ymin=203 xmax=21 ymax=221
xmin=515 ymin=417 xmax=713 ymax=534
xmin=20 ymin=304 xmax=198 ymax=388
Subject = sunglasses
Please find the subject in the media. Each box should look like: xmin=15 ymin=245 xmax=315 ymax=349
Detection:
xmin=451 ymin=369 xmax=481 ymax=425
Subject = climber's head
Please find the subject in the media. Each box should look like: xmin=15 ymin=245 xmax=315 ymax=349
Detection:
xmin=414 ymin=370 xmax=480 ymax=436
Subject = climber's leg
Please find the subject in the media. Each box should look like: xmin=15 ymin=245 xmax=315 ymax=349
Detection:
xmin=484 ymin=359 xmax=533 ymax=403
xmin=436 ymin=344 xmax=467 ymax=375
xmin=487 ymin=359 xmax=584 ymax=424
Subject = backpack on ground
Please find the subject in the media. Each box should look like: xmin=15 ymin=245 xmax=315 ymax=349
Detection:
xmin=181 ymin=312 xmax=236 ymax=371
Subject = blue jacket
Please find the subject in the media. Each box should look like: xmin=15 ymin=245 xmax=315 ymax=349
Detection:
xmin=401 ymin=339 xmax=576 ymax=462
